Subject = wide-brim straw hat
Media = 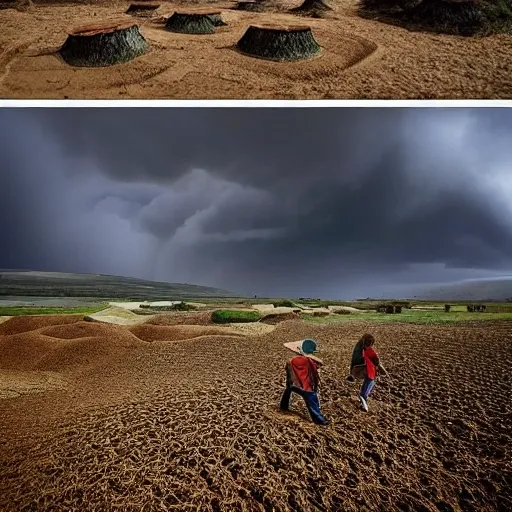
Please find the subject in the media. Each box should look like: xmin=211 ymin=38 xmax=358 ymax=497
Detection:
xmin=284 ymin=339 xmax=323 ymax=365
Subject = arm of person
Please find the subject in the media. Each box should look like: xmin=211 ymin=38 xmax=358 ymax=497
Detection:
xmin=368 ymin=348 xmax=388 ymax=376
xmin=377 ymin=363 xmax=388 ymax=376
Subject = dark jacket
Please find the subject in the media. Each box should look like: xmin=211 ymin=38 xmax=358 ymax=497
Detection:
xmin=350 ymin=339 xmax=365 ymax=370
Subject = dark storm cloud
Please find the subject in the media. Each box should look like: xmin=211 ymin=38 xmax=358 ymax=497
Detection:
xmin=1 ymin=107 xmax=511 ymax=298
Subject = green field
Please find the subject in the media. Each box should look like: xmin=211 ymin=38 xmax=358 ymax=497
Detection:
xmin=211 ymin=310 xmax=262 ymax=324
xmin=302 ymin=308 xmax=512 ymax=325
xmin=0 ymin=306 xmax=108 ymax=316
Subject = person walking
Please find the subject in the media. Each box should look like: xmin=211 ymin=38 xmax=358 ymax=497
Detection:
xmin=347 ymin=333 xmax=387 ymax=412
xmin=280 ymin=338 xmax=328 ymax=426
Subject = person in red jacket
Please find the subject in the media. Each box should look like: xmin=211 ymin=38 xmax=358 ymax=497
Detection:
xmin=279 ymin=338 xmax=328 ymax=425
xmin=358 ymin=334 xmax=387 ymax=412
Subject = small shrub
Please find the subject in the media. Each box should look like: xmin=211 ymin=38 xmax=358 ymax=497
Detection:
xmin=393 ymin=301 xmax=411 ymax=309
xmin=334 ymin=309 xmax=352 ymax=315
xmin=171 ymin=302 xmax=196 ymax=311
xmin=211 ymin=310 xmax=261 ymax=324
xmin=273 ymin=299 xmax=295 ymax=308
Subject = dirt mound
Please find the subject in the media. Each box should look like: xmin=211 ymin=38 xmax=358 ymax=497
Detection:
xmin=0 ymin=315 xmax=82 ymax=336
xmin=40 ymin=321 xmax=123 ymax=339
xmin=0 ymin=332 xmax=61 ymax=370
xmin=147 ymin=312 xmax=213 ymax=326
xmin=260 ymin=312 xmax=301 ymax=324
xmin=87 ymin=307 xmax=151 ymax=326
xmin=129 ymin=324 xmax=240 ymax=342
xmin=35 ymin=332 xmax=144 ymax=372
xmin=0 ymin=322 xmax=145 ymax=372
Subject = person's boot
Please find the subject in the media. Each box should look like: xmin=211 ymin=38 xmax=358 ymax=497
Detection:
xmin=359 ymin=395 xmax=368 ymax=412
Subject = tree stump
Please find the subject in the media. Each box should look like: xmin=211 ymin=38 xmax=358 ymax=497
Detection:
xmin=59 ymin=21 xmax=149 ymax=67
xmin=291 ymin=0 xmax=332 ymax=17
xmin=234 ymin=0 xmax=267 ymax=11
xmin=126 ymin=2 xmax=160 ymax=16
xmin=237 ymin=24 xmax=321 ymax=62
xmin=365 ymin=0 xmax=490 ymax=37
xmin=207 ymin=12 xmax=227 ymax=27
xmin=165 ymin=12 xmax=216 ymax=34
xmin=178 ymin=9 xmax=227 ymax=27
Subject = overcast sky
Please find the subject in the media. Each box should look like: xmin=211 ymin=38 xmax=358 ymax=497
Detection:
xmin=1 ymin=108 xmax=511 ymax=298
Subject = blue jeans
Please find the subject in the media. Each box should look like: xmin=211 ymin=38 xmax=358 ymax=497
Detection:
xmin=360 ymin=377 xmax=375 ymax=400
xmin=280 ymin=386 xmax=327 ymax=425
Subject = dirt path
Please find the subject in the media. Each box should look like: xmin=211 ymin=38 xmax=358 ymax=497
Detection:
xmin=1 ymin=0 xmax=511 ymax=98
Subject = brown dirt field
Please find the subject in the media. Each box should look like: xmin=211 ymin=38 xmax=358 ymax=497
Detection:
xmin=0 ymin=317 xmax=511 ymax=511
xmin=1 ymin=0 xmax=511 ymax=98
xmin=0 ymin=314 xmax=84 ymax=336
xmin=129 ymin=323 xmax=242 ymax=341
xmin=0 ymin=369 xmax=68 ymax=398
xmin=147 ymin=311 xmax=214 ymax=325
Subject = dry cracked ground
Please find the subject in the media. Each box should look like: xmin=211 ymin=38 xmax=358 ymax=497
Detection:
xmin=0 ymin=313 xmax=511 ymax=511
xmin=0 ymin=0 xmax=511 ymax=99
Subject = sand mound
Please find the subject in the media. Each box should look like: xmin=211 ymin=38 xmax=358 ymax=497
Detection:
xmin=0 ymin=332 xmax=62 ymax=370
xmin=260 ymin=312 xmax=301 ymax=324
xmin=36 ymin=333 xmax=144 ymax=372
xmin=40 ymin=321 xmax=128 ymax=339
xmin=0 ymin=370 xmax=67 ymax=399
xmin=147 ymin=312 xmax=213 ymax=326
xmin=227 ymin=322 xmax=276 ymax=335
xmin=129 ymin=324 xmax=241 ymax=342
xmin=252 ymin=303 xmax=276 ymax=311
xmin=0 ymin=322 xmax=145 ymax=372
xmin=87 ymin=307 xmax=151 ymax=326
xmin=0 ymin=315 xmax=83 ymax=336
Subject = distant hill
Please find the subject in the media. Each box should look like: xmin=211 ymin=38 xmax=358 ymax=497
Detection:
xmin=416 ymin=278 xmax=512 ymax=302
xmin=0 ymin=271 xmax=238 ymax=300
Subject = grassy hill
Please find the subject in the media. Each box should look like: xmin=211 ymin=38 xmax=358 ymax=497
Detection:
xmin=0 ymin=271 xmax=238 ymax=300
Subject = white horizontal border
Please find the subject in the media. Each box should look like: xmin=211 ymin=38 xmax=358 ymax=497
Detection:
xmin=1 ymin=100 xmax=512 ymax=108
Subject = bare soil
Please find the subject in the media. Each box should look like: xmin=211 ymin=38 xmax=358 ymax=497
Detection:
xmin=1 ymin=0 xmax=511 ymax=98
xmin=0 ymin=314 xmax=511 ymax=511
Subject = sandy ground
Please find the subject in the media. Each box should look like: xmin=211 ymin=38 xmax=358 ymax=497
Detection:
xmin=0 ymin=313 xmax=511 ymax=510
xmin=1 ymin=0 xmax=511 ymax=99
xmin=0 ymin=369 xmax=67 ymax=398
xmin=87 ymin=306 xmax=155 ymax=325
